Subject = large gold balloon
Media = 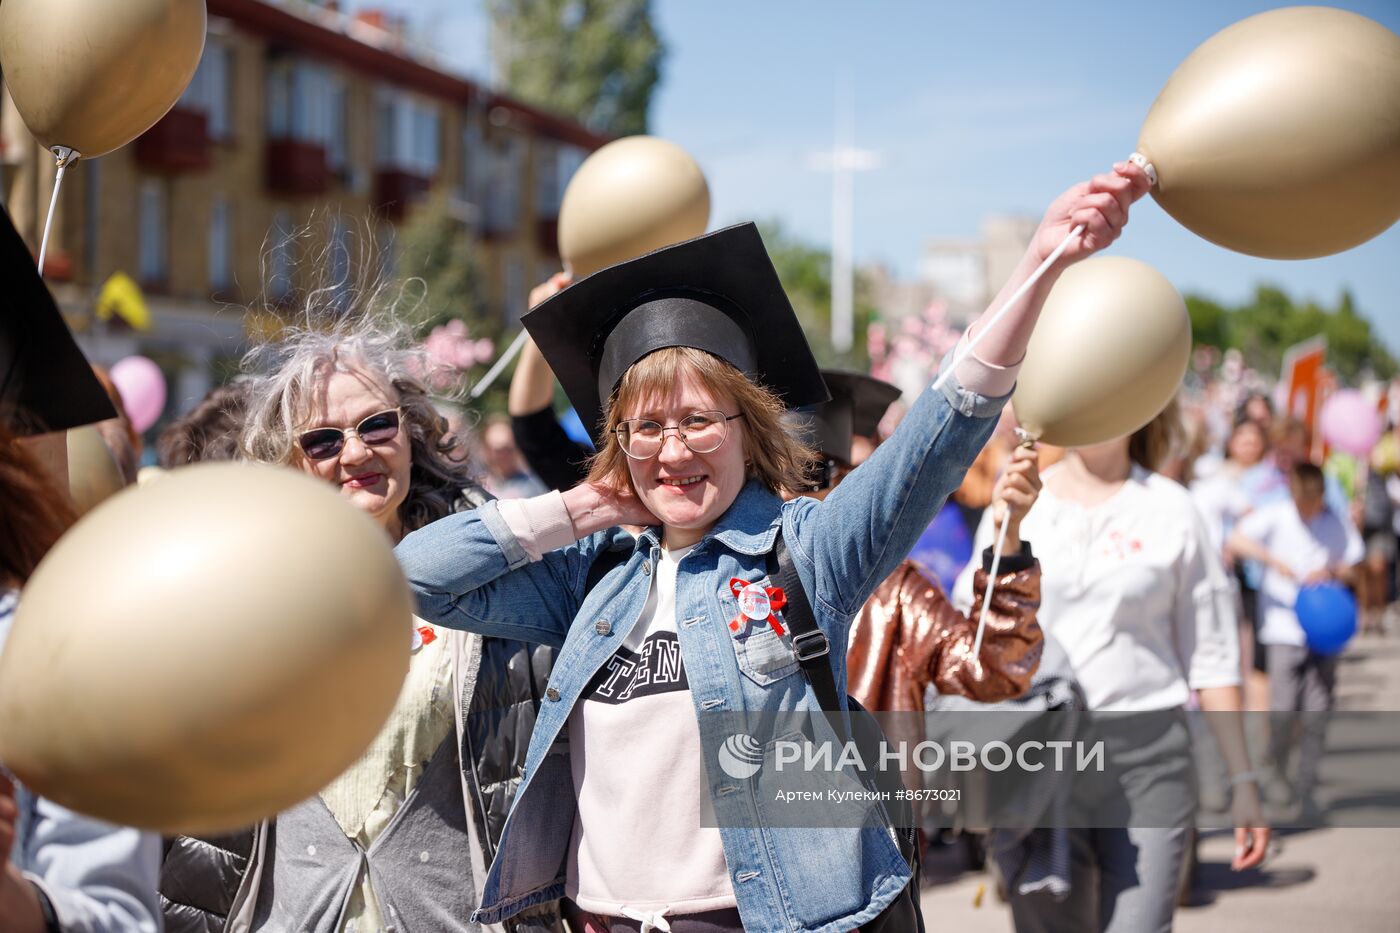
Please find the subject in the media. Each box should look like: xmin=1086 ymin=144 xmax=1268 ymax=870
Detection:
xmin=0 ymin=463 xmax=412 ymax=834
xmin=1137 ymin=6 xmax=1400 ymax=259
xmin=1013 ymin=257 xmax=1190 ymax=447
xmin=0 ymin=0 xmax=207 ymax=158
xmin=66 ymin=425 xmax=126 ymax=515
xmin=558 ymin=136 xmax=710 ymax=277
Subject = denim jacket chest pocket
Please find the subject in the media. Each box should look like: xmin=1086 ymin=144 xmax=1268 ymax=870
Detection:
xmin=718 ymin=576 xmax=800 ymax=687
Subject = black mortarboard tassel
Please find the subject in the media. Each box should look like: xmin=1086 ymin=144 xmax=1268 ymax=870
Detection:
xmin=523 ymin=223 xmax=828 ymax=443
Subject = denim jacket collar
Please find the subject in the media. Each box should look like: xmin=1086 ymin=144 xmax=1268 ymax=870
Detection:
xmin=708 ymin=479 xmax=784 ymax=555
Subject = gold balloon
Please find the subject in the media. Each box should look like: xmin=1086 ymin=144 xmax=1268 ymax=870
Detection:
xmin=558 ymin=136 xmax=711 ymax=278
xmin=1013 ymin=257 xmax=1191 ymax=447
xmin=66 ymin=425 xmax=126 ymax=516
xmin=0 ymin=463 xmax=412 ymax=834
xmin=1138 ymin=6 xmax=1400 ymax=259
xmin=0 ymin=0 xmax=207 ymax=158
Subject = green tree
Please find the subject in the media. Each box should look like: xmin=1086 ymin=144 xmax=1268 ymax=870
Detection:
xmin=392 ymin=191 xmax=492 ymax=336
xmin=757 ymin=220 xmax=874 ymax=372
xmin=1185 ymin=283 xmax=1396 ymax=383
xmin=392 ymin=193 xmax=513 ymax=411
xmin=488 ymin=0 xmax=664 ymax=136
xmin=1185 ymin=295 xmax=1228 ymax=349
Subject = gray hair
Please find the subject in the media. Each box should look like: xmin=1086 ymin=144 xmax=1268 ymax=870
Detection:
xmin=239 ymin=293 xmax=481 ymax=534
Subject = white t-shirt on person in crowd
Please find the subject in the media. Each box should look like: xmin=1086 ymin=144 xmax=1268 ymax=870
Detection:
xmin=1234 ymin=500 xmax=1364 ymax=648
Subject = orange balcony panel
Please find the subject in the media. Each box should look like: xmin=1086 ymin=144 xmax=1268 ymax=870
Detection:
xmin=135 ymin=108 xmax=210 ymax=173
xmin=374 ymin=169 xmax=431 ymax=220
xmin=266 ymin=139 xmax=330 ymax=196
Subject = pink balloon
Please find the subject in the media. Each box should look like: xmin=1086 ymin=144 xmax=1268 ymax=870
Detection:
xmin=1320 ymin=390 xmax=1382 ymax=457
xmin=109 ymin=356 xmax=167 ymax=433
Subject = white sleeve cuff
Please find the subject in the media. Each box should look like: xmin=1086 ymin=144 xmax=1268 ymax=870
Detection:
xmin=496 ymin=491 xmax=577 ymax=562
xmin=952 ymin=328 xmax=1022 ymax=398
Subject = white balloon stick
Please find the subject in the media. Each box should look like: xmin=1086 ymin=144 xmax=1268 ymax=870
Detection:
xmin=470 ymin=327 xmax=531 ymax=399
xmin=970 ymin=507 xmax=1013 ymax=664
xmin=37 ymin=148 xmax=79 ymax=276
xmin=970 ymin=429 xmax=1038 ymax=666
xmin=930 ymin=223 xmax=1084 ymax=395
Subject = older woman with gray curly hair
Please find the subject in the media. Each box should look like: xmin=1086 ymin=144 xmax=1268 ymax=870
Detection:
xmin=157 ymin=314 xmax=563 ymax=933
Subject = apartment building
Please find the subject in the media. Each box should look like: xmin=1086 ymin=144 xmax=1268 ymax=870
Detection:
xmin=0 ymin=0 xmax=606 ymax=411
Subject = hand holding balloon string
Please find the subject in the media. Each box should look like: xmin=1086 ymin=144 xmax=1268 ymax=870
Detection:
xmin=931 ymin=159 xmax=1152 ymax=396
xmin=970 ymin=436 xmax=1042 ymax=661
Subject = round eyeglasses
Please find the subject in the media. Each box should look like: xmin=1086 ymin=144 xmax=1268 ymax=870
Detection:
xmin=297 ymin=408 xmax=402 ymax=461
xmin=614 ymin=410 xmax=745 ymax=460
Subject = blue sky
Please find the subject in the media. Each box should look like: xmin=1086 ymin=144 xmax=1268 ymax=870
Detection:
xmin=366 ymin=0 xmax=1400 ymax=357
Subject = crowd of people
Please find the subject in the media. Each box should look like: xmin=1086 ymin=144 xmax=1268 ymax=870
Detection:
xmin=0 ymin=152 xmax=1384 ymax=933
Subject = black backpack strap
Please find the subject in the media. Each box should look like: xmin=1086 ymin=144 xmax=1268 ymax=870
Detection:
xmin=767 ymin=527 xmax=842 ymax=714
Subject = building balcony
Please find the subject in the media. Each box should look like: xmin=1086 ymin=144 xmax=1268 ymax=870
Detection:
xmin=373 ymin=168 xmax=431 ymax=220
xmin=134 ymin=108 xmax=210 ymax=173
xmin=265 ymin=139 xmax=330 ymax=196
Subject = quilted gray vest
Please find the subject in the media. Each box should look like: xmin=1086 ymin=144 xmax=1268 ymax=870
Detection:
xmin=243 ymin=733 xmax=478 ymax=933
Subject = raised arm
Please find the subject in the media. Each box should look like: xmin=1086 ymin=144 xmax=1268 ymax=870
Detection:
xmin=797 ymin=163 xmax=1152 ymax=620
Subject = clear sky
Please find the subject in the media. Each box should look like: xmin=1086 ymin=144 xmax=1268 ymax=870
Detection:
xmin=362 ymin=0 xmax=1400 ymax=355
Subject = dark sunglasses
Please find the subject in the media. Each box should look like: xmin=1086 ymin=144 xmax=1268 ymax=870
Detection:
xmin=297 ymin=408 xmax=402 ymax=461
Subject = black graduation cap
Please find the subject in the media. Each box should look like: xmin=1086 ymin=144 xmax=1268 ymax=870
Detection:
xmin=792 ymin=370 xmax=902 ymax=466
xmin=523 ymin=222 xmax=829 ymax=443
xmin=0 ymin=204 xmax=116 ymax=436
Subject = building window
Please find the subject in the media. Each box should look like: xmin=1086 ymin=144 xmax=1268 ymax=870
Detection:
xmin=376 ymin=222 xmax=397 ymax=283
xmin=209 ymin=197 xmax=232 ymax=290
xmin=269 ymin=210 xmax=295 ymax=301
xmin=138 ymin=180 xmax=167 ymax=284
xmin=558 ymin=144 xmax=586 ymax=200
xmin=181 ymin=40 xmax=233 ymax=139
xmin=534 ymin=141 xmax=559 ymax=219
xmin=266 ymin=58 xmax=337 ymax=147
xmin=460 ymin=122 xmax=484 ymax=207
xmin=483 ymin=137 xmax=522 ymax=235
xmin=503 ymin=255 xmax=525 ymax=323
xmin=330 ymin=219 xmax=352 ymax=312
xmin=534 ymin=143 xmax=589 ymax=219
xmin=376 ymin=90 xmax=439 ymax=176
xmin=326 ymin=77 xmax=349 ymax=171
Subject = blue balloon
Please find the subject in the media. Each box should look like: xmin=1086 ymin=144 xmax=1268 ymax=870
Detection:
xmin=1295 ymin=583 xmax=1358 ymax=656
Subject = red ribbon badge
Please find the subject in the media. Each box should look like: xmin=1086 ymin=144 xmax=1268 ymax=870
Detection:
xmin=727 ymin=577 xmax=787 ymax=636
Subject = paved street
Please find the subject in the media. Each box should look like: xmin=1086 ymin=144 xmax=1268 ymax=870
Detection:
xmin=919 ymin=635 xmax=1400 ymax=932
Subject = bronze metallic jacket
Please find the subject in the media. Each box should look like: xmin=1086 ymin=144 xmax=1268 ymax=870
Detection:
xmin=846 ymin=551 xmax=1042 ymax=712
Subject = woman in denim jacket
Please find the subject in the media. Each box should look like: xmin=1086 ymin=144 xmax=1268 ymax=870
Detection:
xmin=398 ymin=163 xmax=1150 ymax=933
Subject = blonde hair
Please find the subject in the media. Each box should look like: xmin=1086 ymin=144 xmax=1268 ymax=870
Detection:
xmin=585 ymin=347 xmax=818 ymax=496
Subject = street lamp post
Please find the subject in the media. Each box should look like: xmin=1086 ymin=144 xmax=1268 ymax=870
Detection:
xmin=809 ymin=85 xmax=879 ymax=355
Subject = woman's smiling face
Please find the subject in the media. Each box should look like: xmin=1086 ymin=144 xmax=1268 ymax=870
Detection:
xmin=293 ymin=367 xmax=412 ymax=541
xmin=624 ymin=367 xmax=748 ymax=549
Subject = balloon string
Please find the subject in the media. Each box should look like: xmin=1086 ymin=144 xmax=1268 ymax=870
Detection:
xmin=971 ymin=507 xmax=1012 ymax=665
xmin=37 ymin=157 xmax=74 ymax=276
xmin=970 ymin=429 xmax=1037 ymax=667
xmin=931 ymin=223 xmax=1084 ymax=394
xmin=470 ymin=328 xmax=531 ymax=399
